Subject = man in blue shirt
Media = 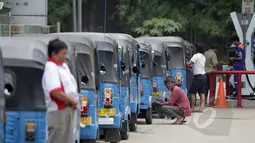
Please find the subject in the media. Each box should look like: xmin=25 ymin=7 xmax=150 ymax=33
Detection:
xmin=230 ymin=35 xmax=245 ymax=97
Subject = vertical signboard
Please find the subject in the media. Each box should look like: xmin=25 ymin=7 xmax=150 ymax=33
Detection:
xmin=242 ymin=0 xmax=254 ymax=13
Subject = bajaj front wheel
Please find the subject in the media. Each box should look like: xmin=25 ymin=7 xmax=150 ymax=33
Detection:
xmin=145 ymin=108 xmax=152 ymax=124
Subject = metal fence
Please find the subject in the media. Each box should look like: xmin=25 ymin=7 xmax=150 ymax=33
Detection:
xmin=0 ymin=15 xmax=61 ymax=36
xmin=0 ymin=23 xmax=61 ymax=37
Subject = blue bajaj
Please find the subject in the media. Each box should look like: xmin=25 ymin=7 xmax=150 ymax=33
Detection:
xmin=136 ymin=40 xmax=153 ymax=124
xmin=8 ymin=35 xmax=81 ymax=143
xmin=75 ymin=40 xmax=98 ymax=143
xmin=117 ymin=44 xmax=130 ymax=140
xmin=0 ymin=38 xmax=48 ymax=143
xmin=108 ymin=33 xmax=140 ymax=132
xmin=184 ymin=40 xmax=194 ymax=93
xmin=0 ymin=47 xmax=5 ymax=142
xmin=136 ymin=38 xmax=169 ymax=118
xmin=147 ymin=37 xmax=187 ymax=94
xmin=50 ymin=33 xmax=99 ymax=142
xmin=82 ymin=33 xmax=121 ymax=143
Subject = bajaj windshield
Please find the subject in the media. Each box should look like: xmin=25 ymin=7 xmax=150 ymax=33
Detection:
xmin=98 ymin=51 xmax=118 ymax=82
xmin=167 ymin=47 xmax=184 ymax=69
xmin=76 ymin=53 xmax=94 ymax=89
xmin=5 ymin=67 xmax=45 ymax=111
xmin=140 ymin=51 xmax=152 ymax=78
xmin=153 ymin=55 xmax=164 ymax=76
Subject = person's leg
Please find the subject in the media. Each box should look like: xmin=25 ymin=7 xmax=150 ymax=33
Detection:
xmin=161 ymin=106 xmax=184 ymax=124
xmin=198 ymin=75 xmax=207 ymax=111
xmin=64 ymin=107 xmax=75 ymax=143
xmin=233 ymin=67 xmax=242 ymax=97
xmin=161 ymin=106 xmax=176 ymax=118
xmin=47 ymin=107 xmax=74 ymax=143
xmin=47 ymin=110 xmax=66 ymax=143
xmin=189 ymin=77 xmax=199 ymax=111
xmin=234 ymin=73 xmax=238 ymax=97
xmin=205 ymin=73 xmax=210 ymax=104
xmin=212 ymin=74 xmax=217 ymax=104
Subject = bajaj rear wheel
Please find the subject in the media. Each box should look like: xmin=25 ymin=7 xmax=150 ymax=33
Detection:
xmin=145 ymin=108 xmax=152 ymax=124
xmin=120 ymin=120 xmax=129 ymax=140
xmin=129 ymin=122 xmax=137 ymax=132
xmin=129 ymin=113 xmax=137 ymax=132
xmin=80 ymin=139 xmax=96 ymax=143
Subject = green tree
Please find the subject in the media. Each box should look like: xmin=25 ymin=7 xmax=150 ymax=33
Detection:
xmin=48 ymin=0 xmax=73 ymax=32
xmin=117 ymin=0 xmax=241 ymax=43
xmin=135 ymin=18 xmax=182 ymax=36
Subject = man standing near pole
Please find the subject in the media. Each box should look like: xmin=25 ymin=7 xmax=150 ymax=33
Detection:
xmin=230 ymin=35 xmax=245 ymax=97
xmin=204 ymin=45 xmax=224 ymax=105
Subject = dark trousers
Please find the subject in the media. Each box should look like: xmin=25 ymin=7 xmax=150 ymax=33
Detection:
xmin=205 ymin=73 xmax=216 ymax=104
xmin=233 ymin=66 xmax=244 ymax=96
xmin=161 ymin=106 xmax=184 ymax=118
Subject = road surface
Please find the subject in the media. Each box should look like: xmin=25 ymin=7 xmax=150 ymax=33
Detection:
xmin=98 ymin=108 xmax=255 ymax=143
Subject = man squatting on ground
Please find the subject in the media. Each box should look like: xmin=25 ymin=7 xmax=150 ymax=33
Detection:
xmin=156 ymin=76 xmax=191 ymax=124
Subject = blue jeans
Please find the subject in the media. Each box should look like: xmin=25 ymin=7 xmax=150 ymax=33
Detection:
xmin=233 ymin=66 xmax=244 ymax=96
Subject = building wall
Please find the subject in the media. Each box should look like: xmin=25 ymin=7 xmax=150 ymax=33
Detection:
xmin=1 ymin=0 xmax=47 ymax=25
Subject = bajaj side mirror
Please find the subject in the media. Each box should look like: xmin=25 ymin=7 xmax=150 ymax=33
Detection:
xmin=4 ymin=83 xmax=14 ymax=96
xmin=132 ymin=66 xmax=139 ymax=73
xmin=100 ymin=65 xmax=106 ymax=75
xmin=153 ymin=62 xmax=157 ymax=67
xmin=81 ymin=75 xmax=89 ymax=85
xmin=166 ymin=50 xmax=172 ymax=61
xmin=121 ymin=60 xmax=126 ymax=71
xmin=141 ymin=61 xmax=145 ymax=68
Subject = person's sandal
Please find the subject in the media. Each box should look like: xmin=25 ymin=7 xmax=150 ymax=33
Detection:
xmin=182 ymin=118 xmax=186 ymax=123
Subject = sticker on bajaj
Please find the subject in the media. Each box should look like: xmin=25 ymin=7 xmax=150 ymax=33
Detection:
xmin=152 ymin=92 xmax=163 ymax=96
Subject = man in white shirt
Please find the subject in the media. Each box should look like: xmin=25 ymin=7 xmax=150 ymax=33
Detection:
xmin=186 ymin=43 xmax=207 ymax=112
xmin=42 ymin=38 xmax=79 ymax=143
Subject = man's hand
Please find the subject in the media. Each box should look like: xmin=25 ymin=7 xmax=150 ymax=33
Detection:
xmin=67 ymin=96 xmax=78 ymax=108
xmin=230 ymin=57 xmax=235 ymax=61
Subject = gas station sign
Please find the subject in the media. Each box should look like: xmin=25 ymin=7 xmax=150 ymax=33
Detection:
xmin=242 ymin=0 xmax=254 ymax=13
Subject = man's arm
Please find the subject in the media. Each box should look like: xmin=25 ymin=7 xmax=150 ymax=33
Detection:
xmin=44 ymin=64 xmax=77 ymax=105
xmin=230 ymin=51 xmax=242 ymax=61
xmin=186 ymin=54 xmax=197 ymax=67
xmin=160 ymin=89 xmax=179 ymax=106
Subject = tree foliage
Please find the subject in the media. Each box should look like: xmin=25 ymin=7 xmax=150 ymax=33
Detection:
xmin=48 ymin=0 xmax=72 ymax=32
xmin=48 ymin=0 xmax=242 ymax=44
xmin=117 ymin=0 xmax=241 ymax=43
xmin=134 ymin=18 xmax=182 ymax=36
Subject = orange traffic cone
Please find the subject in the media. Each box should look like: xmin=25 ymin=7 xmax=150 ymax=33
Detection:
xmin=214 ymin=79 xmax=228 ymax=108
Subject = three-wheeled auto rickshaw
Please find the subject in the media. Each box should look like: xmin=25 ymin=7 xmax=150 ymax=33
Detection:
xmin=0 ymin=37 xmax=48 ymax=143
xmin=15 ymin=33 xmax=99 ymax=142
xmin=0 ymin=47 xmax=5 ymax=143
xmin=184 ymin=40 xmax=194 ymax=93
xmin=136 ymin=38 xmax=169 ymax=118
xmin=50 ymin=33 xmax=100 ymax=143
xmin=143 ymin=37 xmax=187 ymax=94
xmin=108 ymin=33 xmax=141 ymax=132
xmin=77 ymin=32 xmax=123 ymax=143
xmin=135 ymin=39 xmax=153 ymax=124
xmin=0 ymin=36 xmax=81 ymax=143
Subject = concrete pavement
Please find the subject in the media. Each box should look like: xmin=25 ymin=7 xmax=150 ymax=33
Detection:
xmin=98 ymin=108 xmax=255 ymax=143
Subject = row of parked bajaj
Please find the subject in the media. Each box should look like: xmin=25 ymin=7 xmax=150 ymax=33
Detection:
xmin=0 ymin=32 xmax=194 ymax=143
